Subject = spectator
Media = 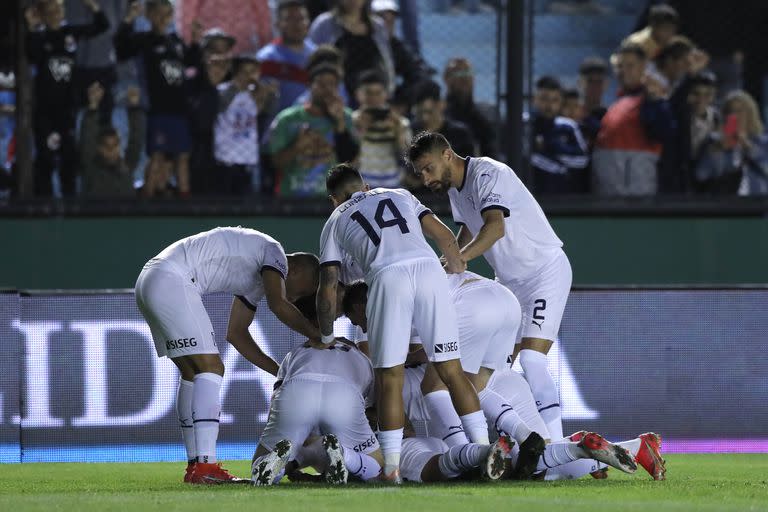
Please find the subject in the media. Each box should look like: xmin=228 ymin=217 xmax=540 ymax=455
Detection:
xmin=257 ymin=0 xmax=316 ymax=124
xmin=188 ymin=53 xmax=231 ymax=194
xmin=694 ymin=90 xmax=768 ymax=196
xmin=0 ymin=59 xmax=14 ymax=196
xmin=592 ymin=44 xmax=675 ymax=196
xmin=529 ymin=76 xmax=589 ymax=195
xmin=26 ymin=0 xmax=109 ymax=197
xmin=560 ymin=88 xmax=583 ymax=121
xmin=80 ymin=83 xmax=143 ymax=197
xmin=577 ymin=56 xmax=610 ymax=147
xmin=177 ymin=0 xmax=272 ymax=53
xmin=411 ymin=80 xmax=476 ymax=158
xmin=623 ymin=4 xmax=679 ymax=61
xmin=292 ymin=44 xmax=349 ymax=105
xmin=443 ymin=57 xmax=497 ymax=158
xmin=114 ymin=0 xmax=201 ymax=197
xmin=213 ymin=55 xmax=272 ymax=195
xmin=201 ymin=27 xmax=236 ymax=56
xmin=688 ymin=71 xmax=719 ymax=159
xmin=352 ymin=70 xmax=411 ymax=188
xmin=308 ymin=0 xmax=395 ymax=103
xmin=653 ymin=36 xmax=696 ymax=92
xmin=266 ymin=64 xmax=359 ymax=197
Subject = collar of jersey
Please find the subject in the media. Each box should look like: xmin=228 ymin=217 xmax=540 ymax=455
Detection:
xmin=457 ymin=157 xmax=470 ymax=192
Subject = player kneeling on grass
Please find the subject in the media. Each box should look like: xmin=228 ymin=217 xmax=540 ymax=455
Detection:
xmin=135 ymin=227 xmax=321 ymax=484
xmin=251 ymin=339 xmax=385 ymax=486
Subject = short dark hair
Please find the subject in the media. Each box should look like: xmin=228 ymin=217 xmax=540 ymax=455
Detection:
xmin=342 ymin=280 xmax=368 ymax=316
xmin=232 ymin=54 xmax=260 ymax=75
xmin=98 ymin=126 xmax=119 ymax=141
xmin=412 ymin=80 xmax=442 ymax=105
xmin=535 ymin=75 xmax=562 ymax=92
xmin=689 ymin=70 xmax=717 ymax=89
xmin=648 ymin=4 xmax=679 ymax=26
xmin=287 ymin=252 xmax=320 ymax=287
xmin=407 ymin=131 xmax=451 ymax=165
xmin=616 ymin=43 xmax=647 ymax=61
xmin=306 ymin=45 xmax=342 ymax=71
xmin=309 ymin=63 xmax=341 ymax=82
xmin=276 ymin=0 xmax=307 ymax=16
xmin=356 ymin=69 xmax=388 ymax=90
xmin=579 ymin=56 xmax=609 ymax=76
xmin=326 ymin=163 xmax=364 ymax=197
xmin=655 ymin=36 xmax=694 ymax=66
xmin=563 ymin=88 xmax=580 ymax=101
xmin=145 ymin=0 xmax=172 ymax=11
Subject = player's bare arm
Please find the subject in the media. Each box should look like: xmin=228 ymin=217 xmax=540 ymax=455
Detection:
xmin=459 ymin=209 xmax=505 ymax=263
xmin=226 ymin=296 xmax=280 ymax=376
xmin=264 ymin=269 xmax=322 ymax=341
xmin=316 ymin=263 xmax=340 ymax=346
xmin=456 ymin=224 xmax=474 ymax=251
xmin=420 ymin=214 xmax=466 ymax=274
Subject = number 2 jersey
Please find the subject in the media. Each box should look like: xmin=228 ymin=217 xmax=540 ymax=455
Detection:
xmin=319 ymin=188 xmax=437 ymax=280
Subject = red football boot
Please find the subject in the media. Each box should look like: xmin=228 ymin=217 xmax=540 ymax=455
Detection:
xmin=189 ymin=462 xmax=246 ymax=484
xmin=569 ymin=431 xmax=609 ymax=479
xmin=577 ymin=432 xmax=637 ymax=474
xmin=635 ymin=432 xmax=666 ymax=481
xmin=183 ymin=461 xmax=196 ymax=483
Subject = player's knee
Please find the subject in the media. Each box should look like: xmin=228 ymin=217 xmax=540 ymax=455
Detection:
xmin=193 ymin=354 xmax=225 ymax=376
xmin=432 ymin=358 xmax=464 ymax=383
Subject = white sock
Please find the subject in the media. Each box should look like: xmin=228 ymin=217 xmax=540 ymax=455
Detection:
xmin=617 ymin=438 xmax=642 ymax=457
xmin=544 ymin=459 xmax=604 ymax=480
xmin=438 ymin=443 xmax=491 ymax=478
xmin=536 ymin=441 xmax=587 ymax=471
xmin=460 ymin=411 xmax=490 ymax=445
xmin=519 ymin=349 xmax=562 ymax=439
xmin=177 ymin=379 xmax=196 ymax=463
xmin=343 ymin=450 xmax=382 ymax=481
xmin=192 ymin=372 xmax=222 ymax=464
xmin=423 ymin=390 xmax=469 ymax=447
xmin=377 ymin=428 xmax=403 ymax=474
xmin=294 ymin=438 xmax=328 ymax=472
xmin=477 ymin=387 xmax=533 ymax=444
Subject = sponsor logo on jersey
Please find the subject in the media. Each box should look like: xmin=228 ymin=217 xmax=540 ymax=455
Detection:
xmin=434 ymin=341 xmax=458 ymax=354
xmin=165 ymin=337 xmax=197 ymax=350
xmin=353 ymin=434 xmax=378 ymax=452
xmin=273 ymin=259 xmax=287 ymax=275
xmin=482 ymin=193 xmax=502 ymax=205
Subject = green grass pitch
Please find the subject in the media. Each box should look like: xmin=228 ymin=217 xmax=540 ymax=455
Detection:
xmin=1 ymin=454 xmax=767 ymax=512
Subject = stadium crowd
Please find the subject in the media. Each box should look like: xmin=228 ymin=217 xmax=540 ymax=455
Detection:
xmin=1 ymin=0 xmax=767 ymax=199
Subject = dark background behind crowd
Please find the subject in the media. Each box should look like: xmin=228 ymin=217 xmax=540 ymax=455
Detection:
xmin=1 ymin=0 xmax=768 ymax=201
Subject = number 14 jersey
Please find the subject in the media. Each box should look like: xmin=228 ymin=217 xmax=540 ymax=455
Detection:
xmin=319 ymin=188 xmax=437 ymax=280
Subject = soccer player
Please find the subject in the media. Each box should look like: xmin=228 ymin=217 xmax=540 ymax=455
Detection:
xmin=316 ymin=163 xmax=489 ymax=482
xmin=408 ymin=131 xmax=571 ymax=441
xmin=251 ymin=339 xmax=383 ymax=485
xmin=135 ymin=227 xmax=321 ymax=484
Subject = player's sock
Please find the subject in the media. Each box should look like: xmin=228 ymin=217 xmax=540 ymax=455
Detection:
xmin=438 ymin=443 xmax=491 ymax=478
xmin=459 ymin=411 xmax=490 ymax=445
xmin=177 ymin=379 xmax=196 ymax=463
xmin=378 ymin=428 xmax=404 ymax=475
xmin=294 ymin=438 xmax=329 ymax=473
xmin=617 ymin=438 xmax=642 ymax=457
xmin=536 ymin=441 xmax=587 ymax=471
xmin=544 ymin=458 xmax=603 ymax=480
xmin=423 ymin=390 xmax=469 ymax=447
xmin=519 ymin=349 xmax=563 ymax=439
xmin=343 ymin=450 xmax=382 ymax=481
xmin=477 ymin=387 xmax=533 ymax=444
xmin=192 ymin=372 xmax=223 ymax=464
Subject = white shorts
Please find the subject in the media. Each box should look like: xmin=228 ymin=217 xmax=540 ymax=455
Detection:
xmin=487 ymin=369 xmax=550 ymax=440
xmin=499 ymin=250 xmax=572 ymax=342
xmin=400 ymin=437 xmax=448 ymax=483
xmin=367 ymin=259 xmax=460 ymax=369
xmin=259 ymin=378 xmax=379 ymax=460
xmin=135 ymin=259 xmax=218 ymax=359
xmin=454 ymin=280 xmax=521 ymax=374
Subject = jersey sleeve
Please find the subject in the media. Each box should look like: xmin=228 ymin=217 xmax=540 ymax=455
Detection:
xmin=319 ymin=216 xmax=343 ymax=267
xmin=408 ymin=190 xmax=433 ymax=221
xmin=261 ymin=241 xmax=288 ymax=279
xmin=475 ymin=165 xmax=514 ymax=218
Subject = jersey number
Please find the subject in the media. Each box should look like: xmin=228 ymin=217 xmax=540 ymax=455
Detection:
xmin=350 ymin=198 xmax=410 ymax=246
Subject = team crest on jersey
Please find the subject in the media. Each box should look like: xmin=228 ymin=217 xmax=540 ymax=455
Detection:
xmin=48 ymin=57 xmax=74 ymax=82
xmin=64 ymin=35 xmax=77 ymax=53
xmin=160 ymin=60 xmax=184 ymax=85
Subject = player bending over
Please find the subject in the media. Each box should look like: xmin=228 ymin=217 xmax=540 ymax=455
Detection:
xmin=135 ymin=227 xmax=320 ymax=484
xmin=316 ymin=164 xmax=490 ymax=482
xmin=409 ymin=132 xmax=572 ymax=441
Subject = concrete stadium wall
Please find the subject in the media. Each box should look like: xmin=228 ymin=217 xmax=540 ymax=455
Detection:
xmin=1 ymin=216 xmax=767 ymax=289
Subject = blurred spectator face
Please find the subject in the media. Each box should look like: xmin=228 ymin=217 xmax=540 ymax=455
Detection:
xmin=98 ymin=133 xmax=122 ymax=165
xmin=278 ymin=5 xmax=310 ymax=45
xmin=310 ymin=71 xmax=340 ymax=109
xmin=533 ymin=87 xmax=563 ymax=120
xmin=615 ymin=52 xmax=646 ymax=90
xmin=205 ymin=55 xmax=231 ymax=86
xmin=377 ymin=10 xmax=398 ymax=36
xmin=579 ymin=71 xmax=608 ymax=107
xmin=147 ymin=3 xmax=174 ymax=34
xmin=561 ymin=95 xmax=582 ymax=121
xmin=206 ymin=38 xmax=232 ymax=55
xmin=413 ymin=98 xmax=445 ymax=132
xmin=444 ymin=59 xmax=474 ymax=100
xmin=650 ymin=21 xmax=677 ymax=47
xmin=39 ymin=0 xmax=65 ymax=29
xmin=659 ymin=52 xmax=691 ymax=85
xmin=688 ymin=84 xmax=716 ymax=117
xmin=235 ymin=61 xmax=261 ymax=89
xmin=356 ymin=81 xmax=388 ymax=109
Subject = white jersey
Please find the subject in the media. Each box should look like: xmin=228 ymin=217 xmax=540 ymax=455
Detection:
xmin=276 ymin=342 xmax=374 ymax=405
xmin=214 ymin=84 xmax=260 ymax=165
xmin=319 ymin=188 xmax=436 ymax=280
xmin=448 ymin=157 xmax=563 ymax=282
xmin=153 ymin=226 xmax=287 ymax=307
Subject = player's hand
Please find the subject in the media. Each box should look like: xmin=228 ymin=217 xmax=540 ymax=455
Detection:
xmin=87 ymin=82 xmax=105 ymax=110
xmin=124 ymin=1 xmax=142 ymax=23
xmin=25 ymin=6 xmax=42 ymax=29
xmin=443 ymin=256 xmax=466 ymax=274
